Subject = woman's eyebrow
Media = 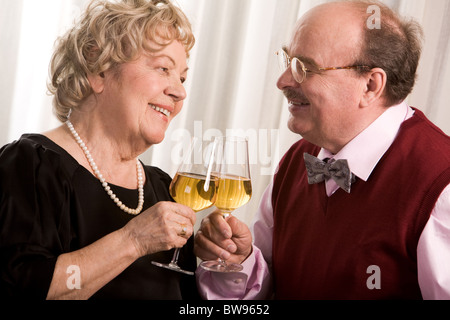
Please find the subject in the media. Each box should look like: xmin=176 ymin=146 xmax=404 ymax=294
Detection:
xmin=151 ymin=54 xmax=189 ymax=73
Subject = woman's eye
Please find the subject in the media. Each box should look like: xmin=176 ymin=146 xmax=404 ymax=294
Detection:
xmin=180 ymin=77 xmax=186 ymax=84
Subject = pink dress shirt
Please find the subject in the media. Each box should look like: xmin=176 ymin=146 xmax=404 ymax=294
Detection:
xmin=196 ymin=102 xmax=450 ymax=300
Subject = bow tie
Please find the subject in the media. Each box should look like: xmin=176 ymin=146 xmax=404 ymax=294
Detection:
xmin=303 ymin=153 xmax=356 ymax=193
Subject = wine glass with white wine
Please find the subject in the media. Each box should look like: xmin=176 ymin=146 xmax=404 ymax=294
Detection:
xmin=200 ymin=136 xmax=252 ymax=273
xmin=152 ymin=137 xmax=218 ymax=275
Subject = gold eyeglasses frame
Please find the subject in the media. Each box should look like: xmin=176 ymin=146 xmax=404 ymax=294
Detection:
xmin=276 ymin=49 xmax=371 ymax=84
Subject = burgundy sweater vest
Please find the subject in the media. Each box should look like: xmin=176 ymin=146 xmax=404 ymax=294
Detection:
xmin=272 ymin=109 xmax=450 ymax=300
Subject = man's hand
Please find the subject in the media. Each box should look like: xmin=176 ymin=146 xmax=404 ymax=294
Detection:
xmin=194 ymin=210 xmax=253 ymax=264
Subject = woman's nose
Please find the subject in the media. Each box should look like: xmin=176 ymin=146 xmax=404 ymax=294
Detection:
xmin=166 ymin=79 xmax=187 ymax=102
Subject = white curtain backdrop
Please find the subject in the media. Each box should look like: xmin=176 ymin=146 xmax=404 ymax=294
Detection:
xmin=1 ymin=0 xmax=449 ymax=227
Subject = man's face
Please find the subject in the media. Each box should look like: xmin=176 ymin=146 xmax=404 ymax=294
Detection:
xmin=277 ymin=3 xmax=368 ymax=153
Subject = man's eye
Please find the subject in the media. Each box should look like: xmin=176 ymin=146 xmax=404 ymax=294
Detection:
xmin=180 ymin=77 xmax=186 ymax=84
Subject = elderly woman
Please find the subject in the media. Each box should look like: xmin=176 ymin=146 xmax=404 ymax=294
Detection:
xmin=0 ymin=0 xmax=197 ymax=300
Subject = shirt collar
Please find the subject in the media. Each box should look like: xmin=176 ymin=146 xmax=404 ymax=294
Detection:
xmin=318 ymin=101 xmax=414 ymax=184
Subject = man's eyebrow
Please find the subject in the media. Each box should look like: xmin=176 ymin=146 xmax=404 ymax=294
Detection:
xmin=282 ymin=46 xmax=321 ymax=69
xmin=298 ymin=56 xmax=321 ymax=70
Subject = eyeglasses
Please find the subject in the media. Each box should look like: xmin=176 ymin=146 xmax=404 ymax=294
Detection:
xmin=276 ymin=49 xmax=371 ymax=84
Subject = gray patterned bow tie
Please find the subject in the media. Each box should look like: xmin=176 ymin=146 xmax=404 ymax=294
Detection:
xmin=303 ymin=153 xmax=356 ymax=193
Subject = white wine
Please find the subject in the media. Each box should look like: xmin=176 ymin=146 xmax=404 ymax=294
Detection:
xmin=170 ymin=172 xmax=218 ymax=212
xmin=215 ymin=174 xmax=252 ymax=213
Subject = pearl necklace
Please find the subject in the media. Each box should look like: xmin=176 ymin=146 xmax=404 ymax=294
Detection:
xmin=66 ymin=121 xmax=144 ymax=215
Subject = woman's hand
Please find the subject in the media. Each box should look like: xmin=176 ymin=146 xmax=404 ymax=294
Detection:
xmin=194 ymin=210 xmax=253 ymax=264
xmin=47 ymin=201 xmax=195 ymax=300
xmin=123 ymin=202 xmax=196 ymax=258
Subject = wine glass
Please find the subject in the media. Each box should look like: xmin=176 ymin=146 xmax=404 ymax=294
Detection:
xmin=152 ymin=137 xmax=218 ymax=275
xmin=200 ymin=136 xmax=252 ymax=273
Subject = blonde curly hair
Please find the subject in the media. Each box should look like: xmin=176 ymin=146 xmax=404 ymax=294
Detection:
xmin=48 ymin=0 xmax=195 ymax=122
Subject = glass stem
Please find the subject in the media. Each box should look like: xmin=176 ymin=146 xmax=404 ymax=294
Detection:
xmin=221 ymin=212 xmax=231 ymax=220
xmin=220 ymin=211 xmax=232 ymax=266
xmin=170 ymin=248 xmax=181 ymax=265
xmin=218 ymin=258 xmax=228 ymax=267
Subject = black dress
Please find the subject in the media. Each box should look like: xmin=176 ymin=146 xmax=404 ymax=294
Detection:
xmin=0 ymin=134 xmax=199 ymax=300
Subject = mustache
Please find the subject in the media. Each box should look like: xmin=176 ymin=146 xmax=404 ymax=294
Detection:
xmin=283 ymin=89 xmax=309 ymax=103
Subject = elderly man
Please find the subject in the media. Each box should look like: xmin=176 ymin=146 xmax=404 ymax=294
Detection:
xmin=194 ymin=0 xmax=450 ymax=300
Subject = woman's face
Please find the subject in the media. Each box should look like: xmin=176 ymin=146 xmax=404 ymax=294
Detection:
xmin=99 ymin=40 xmax=188 ymax=148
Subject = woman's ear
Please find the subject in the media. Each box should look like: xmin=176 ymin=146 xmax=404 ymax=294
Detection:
xmin=360 ymin=68 xmax=387 ymax=108
xmin=87 ymin=72 xmax=105 ymax=94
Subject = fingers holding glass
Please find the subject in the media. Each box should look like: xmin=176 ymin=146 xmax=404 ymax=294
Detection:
xmin=152 ymin=137 xmax=219 ymax=275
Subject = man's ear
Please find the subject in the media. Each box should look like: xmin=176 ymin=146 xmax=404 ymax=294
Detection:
xmin=360 ymin=68 xmax=387 ymax=108
xmin=87 ymin=72 xmax=105 ymax=94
